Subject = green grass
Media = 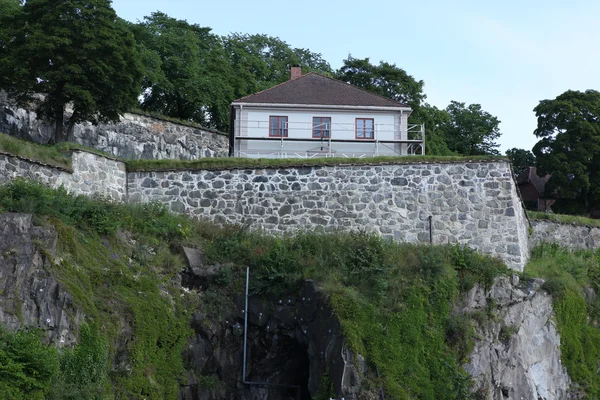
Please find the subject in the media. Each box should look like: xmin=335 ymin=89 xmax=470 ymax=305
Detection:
xmin=127 ymin=154 xmax=507 ymax=172
xmin=0 ymin=133 xmax=72 ymax=170
xmin=0 ymin=180 xmax=510 ymax=399
xmin=524 ymin=243 xmax=600 ymax=397
xmin=528 ymin=210 xmax=600 ymax=228
xmin=0 ymin=133 xmax=118 ymax=171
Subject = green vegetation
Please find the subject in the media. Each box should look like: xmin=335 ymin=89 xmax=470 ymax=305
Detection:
xmin=127 ymin=154 xmax=506 ymax=172
xmin=0 ymin=180 xmax=194 ymax=398
xmin=0 ymin=328 xmax=59 ymax=399
xmin=528 ymin=210 xmax=600 ymax=228
xmin=533 ymin=90 xmax=600 ymax=215
xmin=0 ymin=133 xmax=72 ymax=170
xmin=0 ymin=132 xmax=118 ymax=170
xmin=0 ymin=180 xmax=511 ymax=399
xmin=524 ymin=243 xmax=600 ymax=396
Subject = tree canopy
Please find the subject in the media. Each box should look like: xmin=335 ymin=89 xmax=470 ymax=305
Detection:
xmin=335 ymin=56 xmax=425 ymax=111
xmin=0 ymin=0 xmax=142 ymax=143
xmin=505 ymin=148 xmax=535 ymax=175
xmin=442 ymin=101 xmax=501 ymax=156
xmin=532 ymin=89 xmax=600 ymax=214
xmin=131 ymin=12 xmax=233 ymax=130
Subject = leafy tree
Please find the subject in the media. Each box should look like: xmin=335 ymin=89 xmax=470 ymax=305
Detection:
xmin=532 ymin=89 xmax=600 ymax=214
xmin=0 ymin=0 xmax=142 ymax=143
xmin=0 ymin=0 xmax=20 ymax=50
xmin=132 ymin=12 xmax=233 ymax=130
xmin=505 ymin=148 xmax=535 ymax=175
xmin=413 ymin=104 xmax=453 ymax=156
xmin=443 ymin=101 xmax=501 ymax=155
xmin=335 ymin=56 xmax=425 ymax=110
xmin=223 ymin=33 xmax=333 ymax=99
xmin=0 ymin=328 xmax=59 ymax=399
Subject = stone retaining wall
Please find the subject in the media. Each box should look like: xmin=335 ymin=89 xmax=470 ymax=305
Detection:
xmin=530 ymin=219 xmax=600 ymax=250
xmin=128 ymin=161 xmax=530 ymax=270
xmin=0 ymin=151 xmax=126 ymax=201
xmin=0 ymin=93 xmax=228 ymax=160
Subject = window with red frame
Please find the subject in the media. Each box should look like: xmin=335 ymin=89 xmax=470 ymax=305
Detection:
xmin=355 ymin=118 xmax=374 ymax=139
xmin=312 ymin=117 xmax=331 ymax=138
xmin=269 ymin=116 xmax=288 ymax=137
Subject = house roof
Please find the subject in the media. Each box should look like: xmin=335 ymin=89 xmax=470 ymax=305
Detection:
xmin=517 ymin=166 xmax=550 ymax=195
xmin=232 ymin=73 xmax=409 ymax=109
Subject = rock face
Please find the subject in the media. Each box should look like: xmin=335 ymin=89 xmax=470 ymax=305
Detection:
xmin=180 ymin=263 xmax=368 ymax=400
xmin=0 ymin=213 xmax=84 ymax=346
xmin=0 ymin=151 xmax=127 ymax=202
xmin=0 ymin=92 xmax=228 ymax=160
xmin=460 ymin=276 xmax=571 ymax=400
xmin=530 ymin=219 xmax=600 ymax=251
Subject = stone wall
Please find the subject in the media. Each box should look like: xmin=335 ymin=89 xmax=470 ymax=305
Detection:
xmin=0 ymin=93 xmax=229 ymax=160
xmin=0 ymin=150 xmax=127 ymax=201
xmin=128 ymin=161 xmax=530 ymax=271
xmin=530 ymin=219 xmax=600 ymax=250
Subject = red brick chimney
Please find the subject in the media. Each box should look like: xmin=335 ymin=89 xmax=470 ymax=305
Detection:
xmin=290 ymin=65 xmax=302 ymax=80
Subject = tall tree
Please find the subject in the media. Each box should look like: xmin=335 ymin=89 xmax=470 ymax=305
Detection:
xmin=132 ymin=12 xmax=233 ymax=130
xmin=223 ymin=33 xmax=333 ymax=99
xmin=442 ymin=101 xmax=501 ymax=155
xmin=505 ymin=148 xmax=535 ymax=175
xmin=0 ymin=0 xmax=142 ymax=143
xmin=532 ymin=90 xmax=600 ymax=214
xmin=335 ymin=56 xmax=425 ymax=111
xmin=412 ymin=104 xmax=453 ymax=156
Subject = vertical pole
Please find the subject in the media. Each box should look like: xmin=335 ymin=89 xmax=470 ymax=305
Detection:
xmin=428 ymin=216 xmax=433 ymax=244
xmin=421 ymin=124 xmax=426 ymax=155
xmin=243 ymin=266 xmax=250 ymax=382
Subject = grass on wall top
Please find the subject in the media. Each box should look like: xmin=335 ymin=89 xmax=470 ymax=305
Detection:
xmin=528 ymin=210 xmax=600 ymax=228
xmin=126 ymin=154 xmax=507 ymax=172
xmin=0 ymin=133 xmax=117 ymax=171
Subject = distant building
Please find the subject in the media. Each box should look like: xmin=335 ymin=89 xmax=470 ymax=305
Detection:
xmin=516 ymin=167 xmax=554 ymax=211
xmin=229 ymin=66 xmax=425 ymax=158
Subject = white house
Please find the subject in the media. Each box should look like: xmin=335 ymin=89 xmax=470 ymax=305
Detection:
xmin=229 ymin=67 xmax=425 ymax=159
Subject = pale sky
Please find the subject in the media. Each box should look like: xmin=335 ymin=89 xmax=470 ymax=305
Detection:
xmin=111 ymin=0 xmax=600 ymax=154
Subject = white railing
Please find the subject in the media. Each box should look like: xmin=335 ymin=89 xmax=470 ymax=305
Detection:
xmin=234 ymin=120 xmax=425 ymax=159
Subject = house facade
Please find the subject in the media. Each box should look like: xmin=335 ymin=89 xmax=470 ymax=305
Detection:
xmin=230 ymin=67 xmax=425 ymax=158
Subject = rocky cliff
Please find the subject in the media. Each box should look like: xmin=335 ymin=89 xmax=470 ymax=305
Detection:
xmin=0 ymin=208 xmax=576 ymax=399
xmin=0 ymin=213 xmax=84 ymax=347
xmin=461 ymin=276 xmax=571 ymax=400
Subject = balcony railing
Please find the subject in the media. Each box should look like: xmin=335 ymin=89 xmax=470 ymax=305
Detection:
xmin=234 ymin=120 xmax=425 ymax=159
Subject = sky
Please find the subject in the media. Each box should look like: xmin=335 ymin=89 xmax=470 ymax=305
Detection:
xmin=111 ymin=0 xmax=600 ymax=153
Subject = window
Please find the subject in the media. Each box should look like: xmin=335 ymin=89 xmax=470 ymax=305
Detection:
xmin=312 ymin=117 xmax=331 ymax=138
xmin=355 ymin=118 xmax=374 ymax=139
xmin=269 ymin=116 xmax=288 ymax=137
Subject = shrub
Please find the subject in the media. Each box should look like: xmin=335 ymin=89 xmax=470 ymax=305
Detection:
xmin=0 ymin=327 xmax=59 ymax=400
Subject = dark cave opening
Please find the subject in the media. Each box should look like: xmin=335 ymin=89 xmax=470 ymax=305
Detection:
xmin=248 ymin=333 xmax=312 ymax=400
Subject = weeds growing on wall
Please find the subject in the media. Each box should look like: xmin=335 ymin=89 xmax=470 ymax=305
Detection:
xmin=525 ymin=243 xmax=600 ymax=397
xmin=0 ymin=180 xmax=510 ymax=399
